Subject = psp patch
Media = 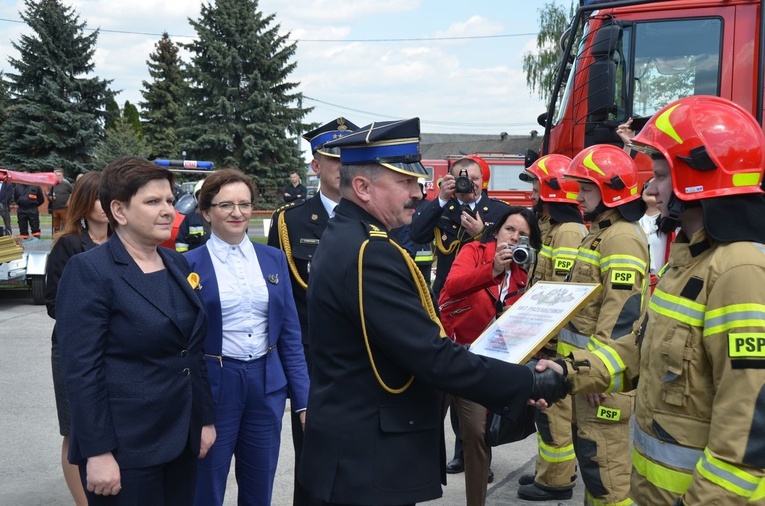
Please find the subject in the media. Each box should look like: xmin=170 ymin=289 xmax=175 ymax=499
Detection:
xmin=610 ymin=269 xmax=636 ymax=289
xmin=596 ymin=406 xmax=621 ymax=421
xmin=728 ymin=333 xmax=765 ymax=358
xmin=554 ymin=258 xmax=574 ymax=272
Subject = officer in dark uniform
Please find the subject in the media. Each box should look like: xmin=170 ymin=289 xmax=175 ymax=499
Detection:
xmin=410 ymin=156 xmax=510 ymax=301
xmin=267 ymin=117 xmax=358 ymax=506
xmin=298 ymin=117 xmax=568 ymax=506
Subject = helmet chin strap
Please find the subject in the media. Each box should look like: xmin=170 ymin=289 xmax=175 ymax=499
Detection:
xmin=659 ymin=194 xmax=683 ymax=233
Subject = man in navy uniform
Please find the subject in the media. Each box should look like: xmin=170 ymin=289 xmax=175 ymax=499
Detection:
xmin=268 ymin=117 xmax=358 ymax=506
xmin=410 ymin=155 xmax=509 ymax=302
xmin=298 ymin=118 xmax=568 ymax=506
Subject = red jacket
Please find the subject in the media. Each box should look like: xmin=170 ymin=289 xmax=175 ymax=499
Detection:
xmin=438 ymin=241 xmax=528 ymax=345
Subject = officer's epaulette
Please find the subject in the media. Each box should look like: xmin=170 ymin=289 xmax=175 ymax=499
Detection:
xmin=272 ymin=199 xmax=305 ymax=217
xmin=365 ymin=223 xmax=389 ymax=241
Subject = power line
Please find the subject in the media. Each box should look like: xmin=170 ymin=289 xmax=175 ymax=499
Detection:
xmin=302 ymin=96 xmax=539 ymax=129
xmin=0 ymin=17 xmax=536 ymax=43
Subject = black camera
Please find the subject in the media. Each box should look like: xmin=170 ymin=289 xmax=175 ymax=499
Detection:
xmin=454 ymin=169 xmax=473 ymax=194
xmin=508 ymin=236 xmax=536 ymax=267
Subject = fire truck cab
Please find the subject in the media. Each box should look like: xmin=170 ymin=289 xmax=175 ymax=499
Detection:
xmin=540 ymin=0 xmax=764 ymax=170
xmin=421 ymin=153 xmax=534 ymax=207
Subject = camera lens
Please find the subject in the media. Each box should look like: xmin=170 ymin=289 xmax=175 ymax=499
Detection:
xmin=455 ymin=176 xmax=472 ymax=193
xmin=512 ymin=248 xmax=529 ymax=264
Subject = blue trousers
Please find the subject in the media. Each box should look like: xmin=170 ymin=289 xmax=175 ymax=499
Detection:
xmin=194 ymin=356 xmax=286 ymax=506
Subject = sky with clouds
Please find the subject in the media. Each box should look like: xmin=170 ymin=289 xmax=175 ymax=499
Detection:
xmin=0 ymin=0 xmax=571 ymax=160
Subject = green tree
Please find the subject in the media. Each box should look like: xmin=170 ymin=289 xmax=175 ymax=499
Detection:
xmin=139 ymin=32 xmax=185 ymax=160
xmin=523 ymin=2 xmax=575 ymax=102
xmin=1 ymin=0 xmax=113 ymax=175
xmin=92 ymin=115 xmax=150 ymax=166
xmin=123 ymin=100 xmax=142 ymax=139
xmin=180 ymin=0 xmax=311 ymax=204
xmin=105 ymin=96 xmax=120 ymax=131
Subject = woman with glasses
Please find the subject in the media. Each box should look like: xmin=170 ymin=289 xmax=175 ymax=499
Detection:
xmin=436 ymin=206 xmax=542 ymax=506
xmin=184 ymin=168 xmax=309 ymax=505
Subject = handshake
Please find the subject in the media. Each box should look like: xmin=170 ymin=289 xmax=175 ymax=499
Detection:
xmin=526 ymin=359 xmax=569 ymax=406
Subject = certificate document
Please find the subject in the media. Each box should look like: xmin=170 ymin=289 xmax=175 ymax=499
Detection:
xmin=470 ymin=281 xmax=602 ymax=364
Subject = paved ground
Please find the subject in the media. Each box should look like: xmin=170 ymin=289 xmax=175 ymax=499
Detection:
xmin=0 ymin=218 xmax=586 ymax=505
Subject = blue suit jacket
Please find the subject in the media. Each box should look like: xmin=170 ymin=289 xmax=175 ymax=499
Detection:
xmin=57 ymin=235 xmax=215 ymax=469
xmin=184 ymin=241 xmax=309 ymax=411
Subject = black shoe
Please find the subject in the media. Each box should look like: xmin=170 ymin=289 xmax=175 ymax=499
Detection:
xmin=517 ymin=483 xmax=574 ymax=502
xmin=445 ymin=458 xmax=464 ymax=474
xmin=518 ymin=473 xmax=536 ymax=486
xmin=487 ymin=468 xmax=494 ymax=483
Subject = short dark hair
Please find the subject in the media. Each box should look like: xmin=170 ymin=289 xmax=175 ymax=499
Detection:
xmin=339 ymin=163 xmax=386 ymax=193
xmin=483 ymin=206 xmax=542 ymax=250
xmin=450 ymin=158 xmax=479 ymax=176
xmin=197 ymin=168 xmax=257 ymax=212
xmin=99 ymin=157 xmax=175 ymax=229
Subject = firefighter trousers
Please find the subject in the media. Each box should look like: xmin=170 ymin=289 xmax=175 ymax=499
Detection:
xmin=533 ymin=394 xmax=577 ymax=489
xmin=572 ymin=391 xmax=635 ymax=505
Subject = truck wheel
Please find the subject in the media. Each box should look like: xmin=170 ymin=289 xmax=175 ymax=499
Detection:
xmin=31 ymin=275 xmax=45 ymax=305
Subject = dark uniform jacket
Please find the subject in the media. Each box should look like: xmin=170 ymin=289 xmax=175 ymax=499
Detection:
xmin=13 ymin=184 xmax=44 ymax=209
xmin=298 ymin=199 xmax=535 ymax=505
xmin=283 ymin=183 xmax=308 ymax=203
xmin=267 ymin=194 xmax=329 ymax=345
xmin=410 ymin=194 xmax=509 ymax=297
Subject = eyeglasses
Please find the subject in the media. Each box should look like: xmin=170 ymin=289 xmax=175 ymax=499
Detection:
xmin=210 ymin=201 xmax=254 ymax=213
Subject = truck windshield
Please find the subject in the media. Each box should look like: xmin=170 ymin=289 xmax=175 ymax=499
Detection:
xmin=553 ymin=16 xmax=721 ymax=127
xmin=631 ymin=18 xmax=721 ymax=117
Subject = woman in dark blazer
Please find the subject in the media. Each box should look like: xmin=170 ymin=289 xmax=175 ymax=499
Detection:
xmin=45 ymin=172 xmax=108 ymax=506
xmin=184 ymin=168 xmax=309 ymax=506
xmin=56 ymin=157 xmax=216 ymax=505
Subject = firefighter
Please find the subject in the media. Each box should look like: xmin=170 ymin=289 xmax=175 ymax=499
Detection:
xmin=175 ymin=180 xmax=210 ymax=252
xmin=541 ymin=95 xmax=765 ymax=504
xmin=517 ymin=154 xmax=587 ymax=502
xmin=558 ymin=144 xmax=649 ymax=506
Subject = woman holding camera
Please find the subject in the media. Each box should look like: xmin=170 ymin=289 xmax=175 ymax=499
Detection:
xmin=437 ymin=206 xmax=541 ymax=506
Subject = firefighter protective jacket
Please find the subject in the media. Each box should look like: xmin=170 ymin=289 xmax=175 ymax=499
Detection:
xmin=566 ymin=228 xmax=765 ymax=504
xmin=534 ymin=216 xmax=587 ymax=285
xmin=558 ymin=208 xmax=649 ymax=356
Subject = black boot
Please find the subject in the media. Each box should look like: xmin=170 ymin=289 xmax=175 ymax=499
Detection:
xmin=517 ymin=483 xmax=574 ymax=501
xmin=518 ymin=474 xmax=535 ymax=486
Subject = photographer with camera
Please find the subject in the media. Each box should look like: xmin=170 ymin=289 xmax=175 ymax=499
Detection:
xmin=438 ymin=206 xmax=541 ymax=506
xmin=410 ymin=155 xmax=509 ymax=301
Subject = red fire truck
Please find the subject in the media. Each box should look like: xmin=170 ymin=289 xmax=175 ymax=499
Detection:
xmin=421 ymin=153 xmax=534 ymax=207
xmin=536 ymin=0 xmax=765 ymax=179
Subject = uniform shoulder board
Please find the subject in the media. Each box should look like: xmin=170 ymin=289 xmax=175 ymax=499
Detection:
xmin=490 ymin=197 xmax=510 ymax=206
xmin=366 ymin=223 xmax=389 ymax=241
xmin=273 ymin=200 xmax=305 ymax=216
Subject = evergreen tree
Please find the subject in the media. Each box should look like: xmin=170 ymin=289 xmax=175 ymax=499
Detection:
xmin=105 ymin=97 xmax=120 ymax=131
xmin=1 ymin=0 xmax=113 ymax=175
xmin=92 ymin=116 xmax=150 ymax=166
xmin=123 ymin=100 xmax=142 ymax=139
xmin=139 ymin=32 xmax=185 ymax=160
xmin=180 ymin=0 xmax=311 ymax=204
xmin=523 ymin=2 xmax=575 ymax=102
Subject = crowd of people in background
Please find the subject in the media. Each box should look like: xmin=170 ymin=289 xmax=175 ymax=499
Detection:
xmin=32 ymin=94 xmax=765 ymax=506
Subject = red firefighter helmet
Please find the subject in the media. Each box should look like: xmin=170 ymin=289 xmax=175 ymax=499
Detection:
xmin=463 ymin=155 xmax=491 ymax=190
xmin=524 ymin=154 xmax=579 ymax=204
xmin=564 ymin=144 xmax=641 ymax=207
xmin=630 ymin=95 xmax=765 ymax=200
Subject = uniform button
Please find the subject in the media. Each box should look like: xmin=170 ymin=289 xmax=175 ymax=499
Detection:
xmin=409 ymin=420 xmax=415 ymax=426
xmin=182 ymin=368 xmax=190 ymax=376
xmin=181 ymin=349 xmax=188 ymax=357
